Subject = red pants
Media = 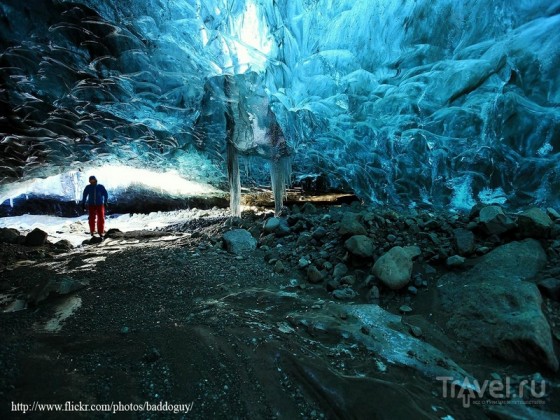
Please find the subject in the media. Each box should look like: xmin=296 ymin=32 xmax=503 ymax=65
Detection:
xmin=88 ymin=205 xmax=105 ymax=234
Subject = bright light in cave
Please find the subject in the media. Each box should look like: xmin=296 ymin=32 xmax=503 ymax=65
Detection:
xmin=231 ymin=2 xmax=273 ymax=71
xmin=0 ymin=166 xmax=222 ymax=206
xmin=89 ymin=165 xmax=222 ymax=196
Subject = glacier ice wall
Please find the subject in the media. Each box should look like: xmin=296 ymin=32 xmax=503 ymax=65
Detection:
xmin=1 ymin=0 xmax=559 ymax=209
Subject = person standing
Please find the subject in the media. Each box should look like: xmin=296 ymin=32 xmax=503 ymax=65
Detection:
xmin=82 ymin=175 xmax=108 ymax=238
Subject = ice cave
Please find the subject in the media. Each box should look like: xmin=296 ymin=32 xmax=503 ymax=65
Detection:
xmin=1 ymin=0 xmax=560 ymax=418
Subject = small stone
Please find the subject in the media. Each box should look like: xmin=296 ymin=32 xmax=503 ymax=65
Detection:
xmin=547 ymin=208 xmax=560 ymax=220
xmin=423 ymin=219 xmax=440 ymax=230
xmin=25 ymin=228 xmax=48 ymax=246
xmin=387 ymin=234 xmax=397 ymax=242
xmin=307 ymin=265 xmax=324 ymax=284
xmin=222 ymin=229 xmax=257 ymax=254
xmin=332 ymin=287 xmax=357 ymax=300
xmin=409 ymin=325 xmax=422 ymax=337
xmin=263 ymin=217 xmax=280 ymax=233
xmin=476 ymin=246 xmax=491 ymax=255
xmin=54 ymin=239 xmax=73 ymax=251
xmin=367 ymin=286 xmax=380 ymax=301
xmin=298 ymin=257 xmax=311 ymax=268
xmin=333 ymin=263 xmax=349 ymax=279
xmin=453 ymin=228 xmax=475 ymax=255
xmin=120 ymin=326 xmax=130 ymax=335
xmin=312 ymin=227 xmax=327 ymax=240
xmin=338 ymin=213 xmax=367 ymax=237
xmin=89 ymin=236 xmax=103 ymax=244
xmin=340 ymin=275 xmax=356 ymax=286
xmin=344 ymin=235 xmax=375 ymax=258
xmin=407 ymin=286 xmax=418 ymax=295
xmin=274 ymin=260 xmax=285 ymax=273
xmin=373 ymin=246 xmax=414 ymax=290
xmin=326 ymin=278 xmax=340 ymax=292
xmin=399 ymin=305 xmax=413 ymax=314
xmin=446 ymin=255 xmax=466 ymax=267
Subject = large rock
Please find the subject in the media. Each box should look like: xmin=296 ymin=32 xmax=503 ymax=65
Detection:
xmin=372 ymin=246 xmax=413 ymax=290
xmin=338 ymin=212 xmax=367 ymax=237
xmin=54 ymin=239 xmax=73 ymax=251
xmin=517 ymin=207 xmax=553 ymax=238
xmin=222 ymin=229 xmax=257 ymax=255
xmin=344 ymin=235 xmax=374 ymax=258
xmin=453 ymin=228 xmax=475 ymax=255
xmin=0 ymin=227 xmax=21 ymax=244
xmin=471 ymin=238 xmax=547 ymax=280
xmin=333 ymin=263 xmax=348 ymax=279
xmin=263 ymin=217 xmax=291 ymax=237
xmin=24 ymin=228 xmax=48 ymax=246
xmin=306 ymin=265 xmax=324 ymax=284
xmin=438 ymin=239 xmax=558 ymax=371
xmin=288 ymin=303 xmax=475 ymax=384
xmin=478 ymin=205 xmax=515 ymax=235
xmin=263 ymin=217 xmax=280 ymax=233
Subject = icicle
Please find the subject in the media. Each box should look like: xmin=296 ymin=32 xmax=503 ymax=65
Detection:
xmin=267 ymin=108 xmax=291 ymax=216
xmin=271 ymin=156 xmax=291 ymax=216
xmin=9 ymin=197 xmax=13 ymax=208
xmin=224 ymin=76 xmax=241 ymax=217
xmin=227 ymin=140 xmax=241 ymax=217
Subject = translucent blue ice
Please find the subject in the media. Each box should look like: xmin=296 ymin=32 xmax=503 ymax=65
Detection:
xmin=0 ymin=0 xmax=559 ymax=209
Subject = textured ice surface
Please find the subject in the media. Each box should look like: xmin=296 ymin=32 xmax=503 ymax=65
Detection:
xmin=1 ymin=0 xmax=559 ymax=209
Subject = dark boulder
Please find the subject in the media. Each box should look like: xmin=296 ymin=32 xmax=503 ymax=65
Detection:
xmin=25 ymin=228 xmax=48 ymax=246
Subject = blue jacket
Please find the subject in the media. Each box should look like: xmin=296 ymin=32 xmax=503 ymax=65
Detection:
xmin=82 ymin=184 xmax=108 ymax=206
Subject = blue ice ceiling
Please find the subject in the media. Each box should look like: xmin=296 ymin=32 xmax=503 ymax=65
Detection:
xmin=1 ymin=0 xmax=559 ymax=209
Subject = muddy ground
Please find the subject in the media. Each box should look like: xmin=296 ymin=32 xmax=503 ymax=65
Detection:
xmin=1 ymin=206 xmax=559 ymax=419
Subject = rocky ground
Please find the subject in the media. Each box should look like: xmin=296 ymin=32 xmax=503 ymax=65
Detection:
xmin=1 ymin=202 xmax=560 ymax=419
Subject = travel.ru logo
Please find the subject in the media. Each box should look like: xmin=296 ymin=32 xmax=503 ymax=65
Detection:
xmin=436 ymin=376 xmax=546 ymax=408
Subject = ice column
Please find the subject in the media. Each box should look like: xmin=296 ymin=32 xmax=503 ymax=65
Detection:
xmin=224 ymin=76 xmax=241 ymax=217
